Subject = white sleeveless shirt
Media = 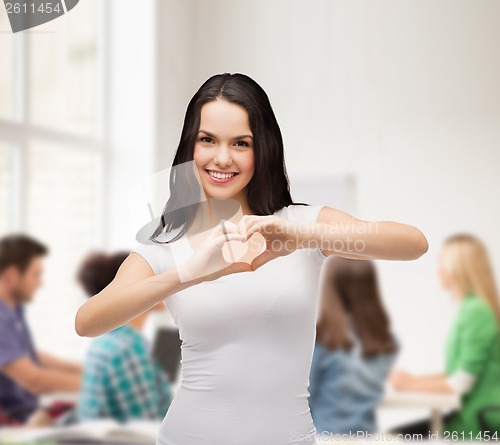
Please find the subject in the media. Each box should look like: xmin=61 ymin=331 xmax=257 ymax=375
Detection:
xmin=131 ymin=204 xmax=327 ymax=445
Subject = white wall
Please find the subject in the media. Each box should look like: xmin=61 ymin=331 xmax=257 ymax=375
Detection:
xmin=104 ymin=0 xmax=156 ymax=251
xmin=155 ymin=0 xmax=500 ymax=375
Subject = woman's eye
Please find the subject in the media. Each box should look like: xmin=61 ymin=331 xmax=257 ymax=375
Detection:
xmin=200 ymin=137 xmax=212 ymax=143
xmin=235 ymin=140 xmax=249 ymax=147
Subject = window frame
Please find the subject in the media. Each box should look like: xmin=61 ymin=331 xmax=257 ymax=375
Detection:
xmin=0 ymin=1 xmax=109 ymax=246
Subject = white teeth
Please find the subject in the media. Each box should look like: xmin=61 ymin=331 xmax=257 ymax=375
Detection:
xmin=208 ymin=170 xmax=236 ymax=179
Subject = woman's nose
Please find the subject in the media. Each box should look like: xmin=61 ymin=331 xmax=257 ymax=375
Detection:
xmin=213 ymin=145 xmax=232 ymax=166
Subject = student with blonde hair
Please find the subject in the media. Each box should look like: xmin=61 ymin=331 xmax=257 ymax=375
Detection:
xmin=390 ymin=233 xmax=500 ymax=438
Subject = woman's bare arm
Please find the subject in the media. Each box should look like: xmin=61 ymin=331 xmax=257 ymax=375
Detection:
xmin=74 ymin=252 xmax=199 ymax=338
xmin=307 ymin=206 xmax=428 ymax=260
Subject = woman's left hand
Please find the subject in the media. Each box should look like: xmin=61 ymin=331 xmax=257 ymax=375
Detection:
xmin=238 ymin=215 xmax=308 ymax=270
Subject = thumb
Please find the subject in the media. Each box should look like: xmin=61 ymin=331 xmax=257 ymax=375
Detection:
xmin=222 ymin=262 xmax=252 ymax=276
xmin=250 ymin=250 xmax=279 ymax=271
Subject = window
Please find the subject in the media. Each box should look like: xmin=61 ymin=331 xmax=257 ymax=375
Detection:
xmin=0 ymin=2 xmax=106 ymax=358
xmin=0 ymin=143 xmax=12 ymax=234
xmin=0 ymin=12 xmax=14 ymax=120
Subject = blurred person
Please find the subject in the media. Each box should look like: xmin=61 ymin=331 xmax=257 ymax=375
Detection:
xmin=309 ymin=256 xmax=399 ymax=435
xmin=76 ymin=251 xmax=173 ymax=423
xmin=389 ymin=233 xmax=500 ymax=437
xmin=0 ymin=234 xmax=82 ymax=424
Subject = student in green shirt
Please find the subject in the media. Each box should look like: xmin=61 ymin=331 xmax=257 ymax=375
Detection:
xmin=389 ymin=233 xmax=500 ymax=439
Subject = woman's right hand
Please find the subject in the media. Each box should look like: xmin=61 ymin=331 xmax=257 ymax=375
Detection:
xmin=176 ymin=220 xmax=252 ymax=284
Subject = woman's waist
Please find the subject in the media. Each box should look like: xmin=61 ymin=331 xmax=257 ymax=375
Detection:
xmin=174 ymin=383 xmax=311 ymax=414
xmin=179 ymin=367 xmax=310 ymax=396
xmin=160 ymin=401 xmax=317 ymax=445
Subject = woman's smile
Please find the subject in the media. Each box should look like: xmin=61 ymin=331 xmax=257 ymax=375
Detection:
xmin=205 ymin=169 xmax=240 ymax=184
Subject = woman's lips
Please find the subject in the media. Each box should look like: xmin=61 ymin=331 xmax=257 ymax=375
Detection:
xmin=205 ymin=169 xmax=239 ymax=184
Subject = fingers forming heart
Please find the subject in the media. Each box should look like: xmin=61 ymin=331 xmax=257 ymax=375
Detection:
xmin=222 ymin=232 xmax=266 ymax=265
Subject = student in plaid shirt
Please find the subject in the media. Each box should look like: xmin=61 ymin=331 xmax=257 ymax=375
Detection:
xmin=76 ymin=252 xmax=173 ymax=422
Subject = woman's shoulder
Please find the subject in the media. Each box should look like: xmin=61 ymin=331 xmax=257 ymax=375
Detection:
xmin=131 ymin=240 xmax=172 ymax=255
xmin=130 ymin=240 xmax=176 ymax=275
xmin=462 ymin=294 xmax=493 ymax=314
xmin=276 ymin=203 xmax=326 ymax=225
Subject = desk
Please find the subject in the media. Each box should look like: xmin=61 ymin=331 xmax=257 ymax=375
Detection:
xmin=379 ymin=385 xmax=461 ymax=437
xmin=0 ymin=418 xmax=161 ymax=444
xmin=2 ymin=390 xmax=460 ymax=443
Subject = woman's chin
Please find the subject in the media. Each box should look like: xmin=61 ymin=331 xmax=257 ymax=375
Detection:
xmin=205 ymin=190 xmax=235 ymax=199
xmin=203 ymin=185 xmax=240 ymax=200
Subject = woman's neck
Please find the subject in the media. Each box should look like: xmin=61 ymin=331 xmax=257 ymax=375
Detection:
xmin=452 ymin=287 xmax=468 ymax=302
xmin=231 ymin=190 xmax=252 ymax=215
xmin=203 ymin=196 xmax=252 ymax=220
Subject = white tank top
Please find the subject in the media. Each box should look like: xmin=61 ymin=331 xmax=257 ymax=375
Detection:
xmin=132 ymin=204 xmax=327 ymax=445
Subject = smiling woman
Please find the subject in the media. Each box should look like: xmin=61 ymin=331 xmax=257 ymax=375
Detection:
xmin=75 ymin=72 xmax=428 ymax=445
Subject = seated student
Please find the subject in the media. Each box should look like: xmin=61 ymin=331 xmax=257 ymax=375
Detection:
xmin=0 ymin=234 xmax=82 ymax=424
xmin=0 ymin=405 xmax=21 ymax=426
xmin=76 ymin=251 xmax=173 ymax=423
xmin=389 ymin=233 xmax=500 ymax=437
xmin=309 ymin=256 xmax=399 ymax=435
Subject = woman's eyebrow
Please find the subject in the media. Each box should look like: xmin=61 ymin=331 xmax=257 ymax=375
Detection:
xmin=199 ymin=130 xmax=253 ymax=140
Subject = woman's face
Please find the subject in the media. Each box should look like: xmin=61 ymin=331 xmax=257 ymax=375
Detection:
xmin=193 ymin=99 xmax=255 ymax=206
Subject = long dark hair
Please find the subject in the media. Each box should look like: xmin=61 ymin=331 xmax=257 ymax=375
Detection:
xmin=149 ymin=73 xmax=307 ymax=244
xmin=316 ymin=256 xmax=398 ymax=357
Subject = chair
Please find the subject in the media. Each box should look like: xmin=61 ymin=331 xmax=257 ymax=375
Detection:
xmin=0 ymin=406 xmax=22 ymax=426
xmin=477 ymin=406 xmax=500 ymax=434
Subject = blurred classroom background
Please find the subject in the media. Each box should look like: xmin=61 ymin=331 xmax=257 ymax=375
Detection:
xmin=1 ymin=0 xmax=500 ymax=438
